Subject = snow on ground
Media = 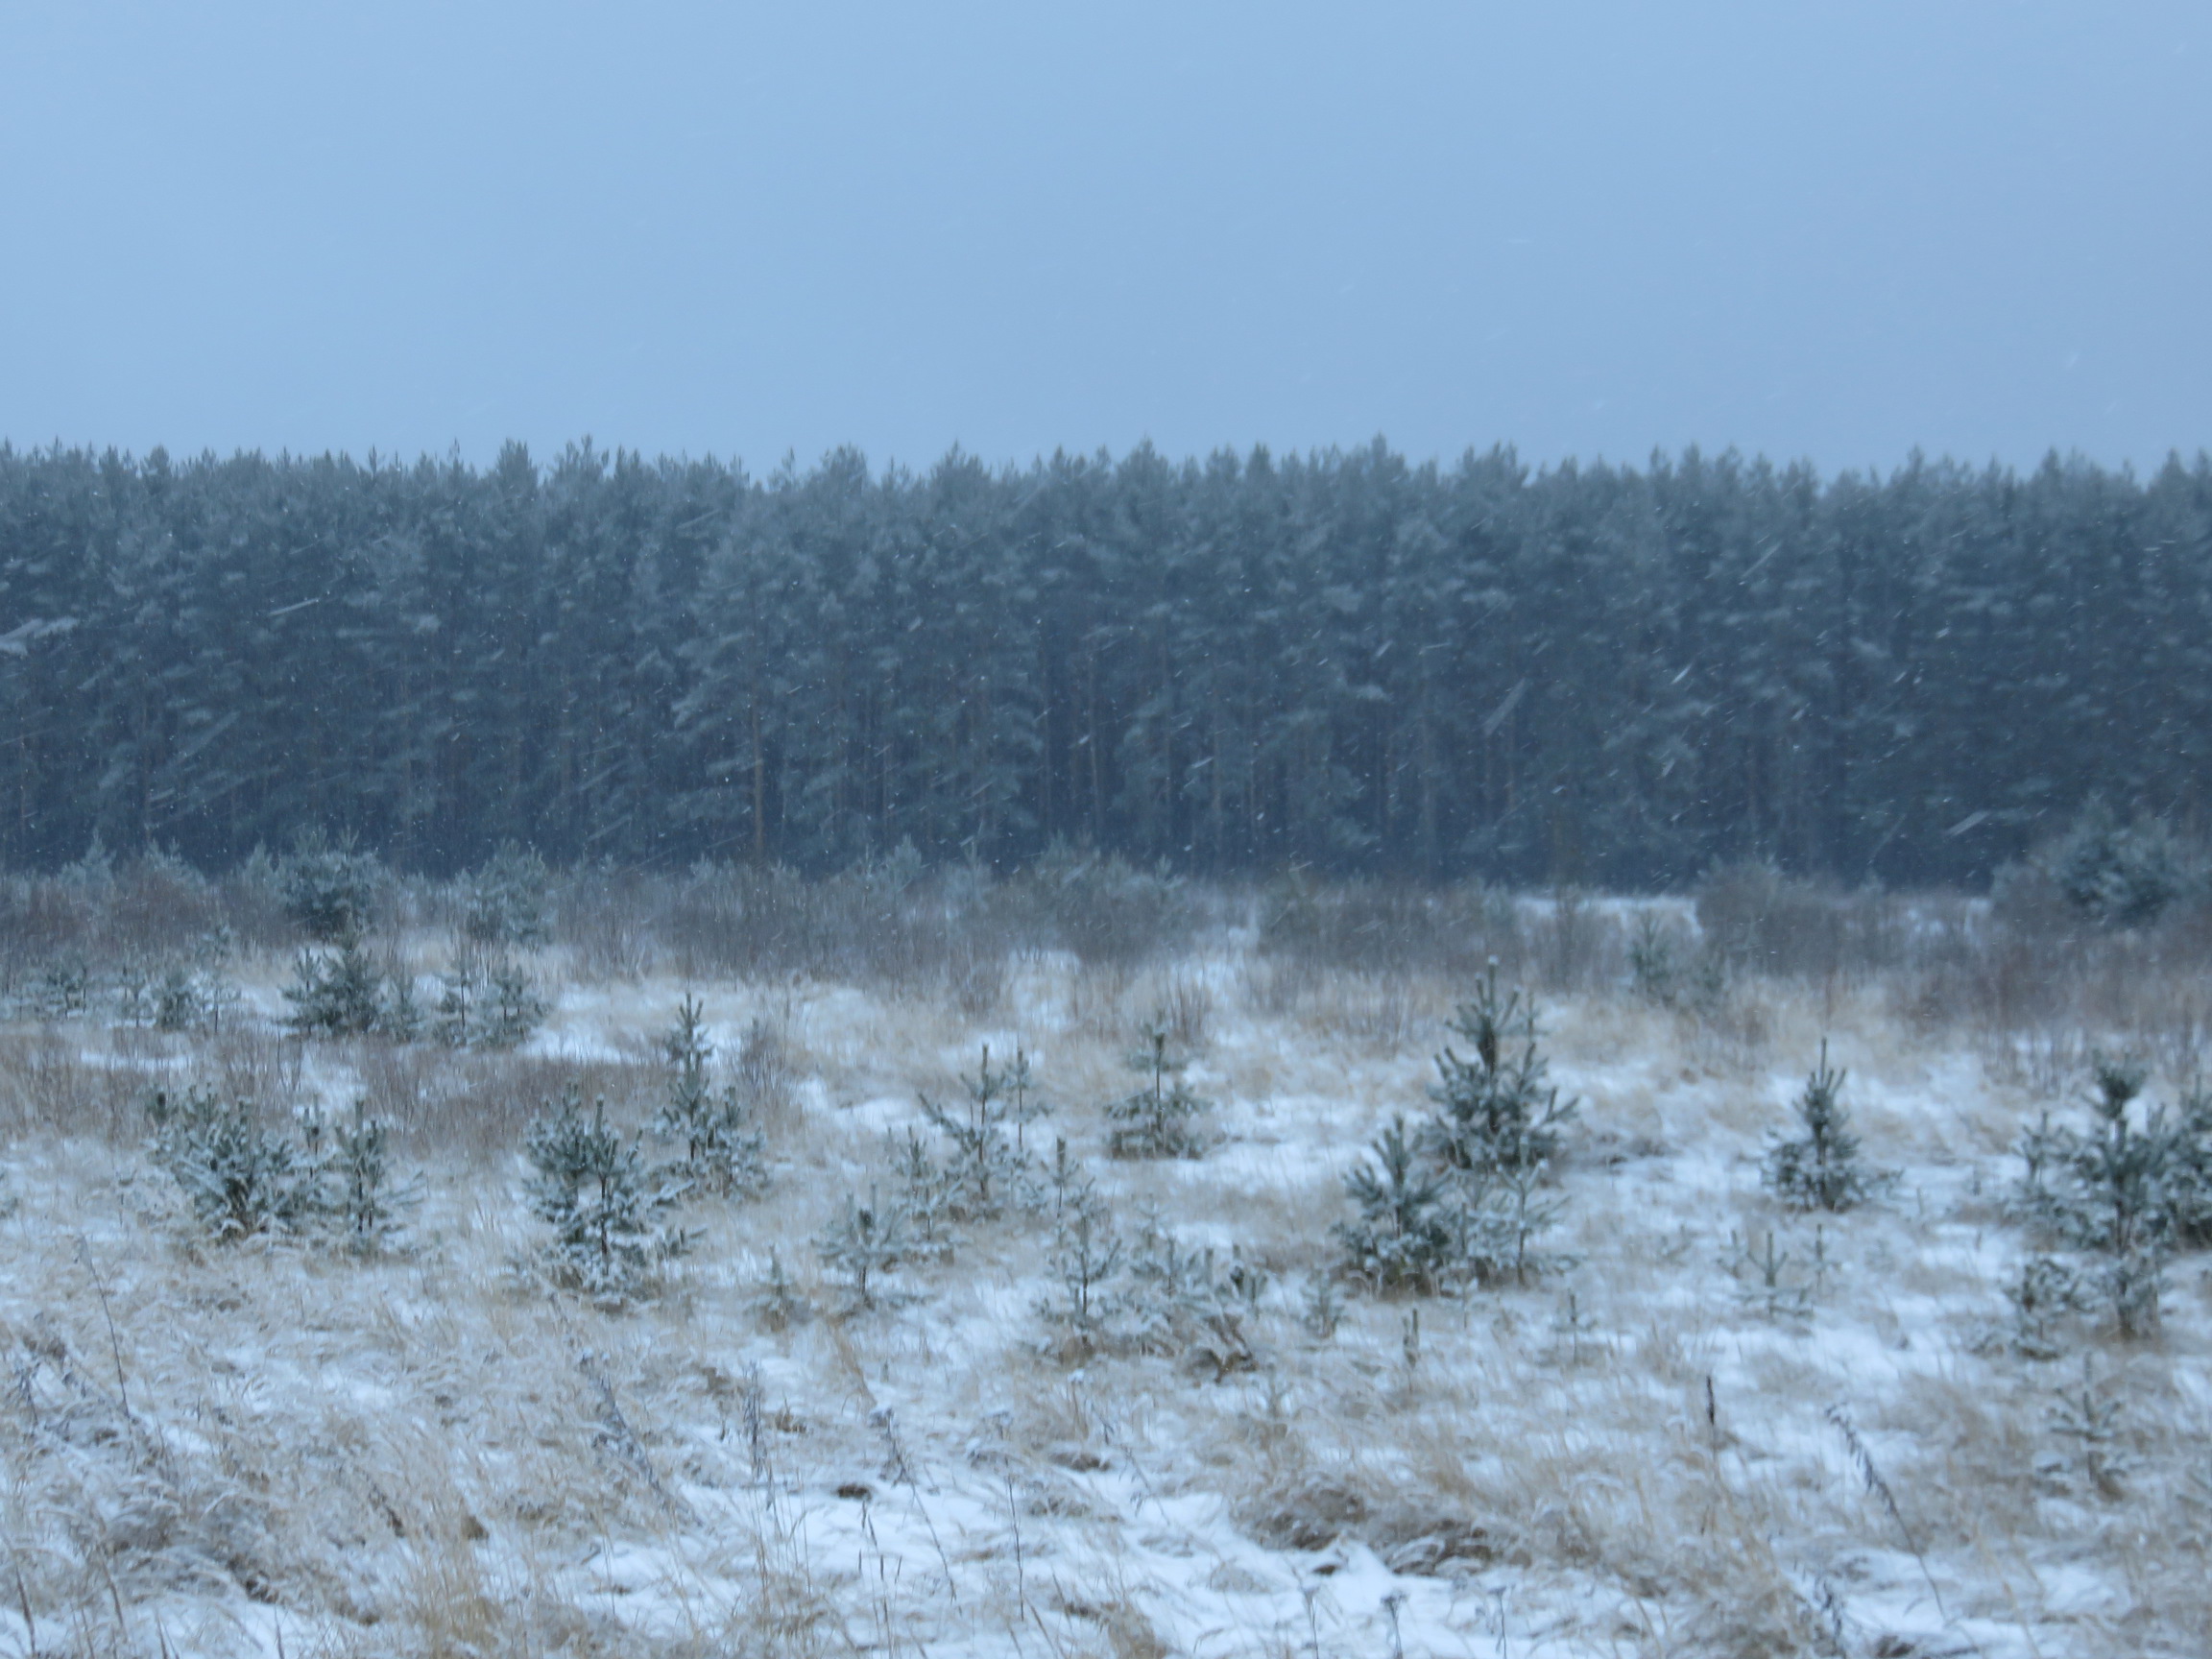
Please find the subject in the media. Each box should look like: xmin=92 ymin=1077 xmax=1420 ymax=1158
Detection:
xmin=0 ymin=926 xmax=2206 ymax=1657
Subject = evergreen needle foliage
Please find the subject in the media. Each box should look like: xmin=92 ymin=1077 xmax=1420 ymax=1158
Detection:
xmin=2009 ymin=1057 xmax=2212 ymax=1337
xmin=301 ymin=1099 xmax=414 ymax=1257
xmin=918 ymin=1042 xmax=1043 ymax=1216
xmin=653 ymin=996 xmax=767 ymax=1199
xmin=814 ymin=1189 xmax=909 ymax=1310
xmin=1039 ymin=1204 xmax=1123 ymax=1355
xmin=283 ymin=941 xmax=389 ymax=1038
xmin=462 ymin=841 xmax=551 ymax=950
xmin=433 ymin=959 xmax=549 ymax=1049
xmin=524 ymin=1088 xmax=685 ymax=1299
xmin=1106 ymin=1023 xmax=1213 ymax=1160
xmin=1426 ymin=963 xmax=1575 ymax=1175
xmin=1339 ymin=964 xmax=1578 ymax=1295
xmin=147 ymin=1087 xmax=316 ymax=1242
xmin=1336 ymin=1117 xmax=1457 ymax=1294
xmin=1765 ymin=1042 xmax=1885 ymax=1212
xmin=280 ymin=835 xmax=382 ymax=947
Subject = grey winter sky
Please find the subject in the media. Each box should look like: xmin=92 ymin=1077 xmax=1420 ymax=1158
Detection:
xmin=2 ymin=2 xmax=2204 ymax=475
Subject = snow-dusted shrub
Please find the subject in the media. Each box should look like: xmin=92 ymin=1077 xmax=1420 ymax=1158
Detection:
xmin=300 ymin=1099 xmax=412 ymax=1257
xmin=280 ymin=837 xmax=382 ymax=947
xmin=462 ymin=841 xmax=551 ymax=951
xmin=432 ymin=958 xmax=548 ymax=1049
xmin=1037 ymin=1204 xmax=1123 ymax=1358
xmin=2042 ymin=801 xmax=2195 ymax=929
xmin=1122 ymin=1218 xmax=1264 ymax=1379
xmin=1105 ymin=1024 xmax=1213 ymax=1160
xmin=283 ymin=941 xmax=387 ymax=1037
xmin=815 ymin=1189 xmax=910 ymax=1310
xmin=1336 ymin=1117 xmax=1457 ymax=1294
xmin=1424 ymin=965 xmax=1575 ymax=1176
xmin=919 ymin=1042 xmax=1044 ymax=1215
xmin=653 ymin=995 xmax=765 ymax=1199
xmin=523 ymin=1088 xmax=685 ymax=1300
xmin=146 ymin=1086 xmax=316 ymax=1242
xmin=1764 ymin=1042 xmax=1887 ymax=1212
xmin=2010 ymin=1057 xmax=2212 ymax=1336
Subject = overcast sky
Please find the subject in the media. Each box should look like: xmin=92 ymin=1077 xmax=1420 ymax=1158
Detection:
xmin=2 ymin=2 xmax=2204 ymax=475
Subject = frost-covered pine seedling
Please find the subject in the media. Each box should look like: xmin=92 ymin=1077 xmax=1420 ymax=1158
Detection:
xmin=1123 ymin=1220 xmax=1262 ymax=1377
xmin=1106 ymin=1023 xmax=1213 ymax=1160
xmin=815 ymin=1189 xmax=909 ymax=1310
xmin=1300 ymin=1274 xmax=1343 ymax=1340
xmin=303 ymin=1099 xmax=413 ymax=1257
xmin=479 ymin=960 xmax=549 ymax=1047
xmin=431 ymin=958 xmax=549 ymax=1049
xmin=653 ymin=996 xmax=766 ymax=1199
xmin=2006 ymin=1255 xmax=2086 ymax=1359
xmin=919 ymin=1042 xmax=1040 ymax=1215
xmin=889 ymin=1129 xmax=957 ymax=1256
xmin=1336 ymin=1116 xmax=1458 ymax=1294
xmin=524 ymin=1088 xmax=685 ymax=1299
xmin=1426 ymin=964 xmax=1575 ymax=1176
xmin=1038 ymin=1203 xmax=1123 ymax=1358
xmin=751 ymin=1247 xmax=810 ymax=1332
xmin=283 ymin=939 xmax=388 ymax=1038
xmin=461 ymin=840 xmax=551 ymax=951
xmin=1462 ymin=1160 xmax=1573 ymax=1287
xmin=2010 ymin=1057 xmax=2200 ymax=1337
xmin=147 ymin=1086 xmax=317 ymax=1242
xmin=280 ymin=835 xmax=383 ymax=947
xmin=1765 ymin=1042 xmax=1885 ymax=1213
xmin=2045 ymin=799 xmax=2194 ymax=929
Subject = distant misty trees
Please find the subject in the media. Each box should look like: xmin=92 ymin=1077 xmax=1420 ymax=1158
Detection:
xmin=2 ymin=437 xmax=2210 ymax=886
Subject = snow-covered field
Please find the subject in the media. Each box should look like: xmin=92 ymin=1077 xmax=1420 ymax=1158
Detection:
xmin=1 ymin=908 xmax=2207 ymax=1658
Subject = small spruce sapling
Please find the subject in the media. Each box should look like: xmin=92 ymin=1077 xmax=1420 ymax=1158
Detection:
xmin=1123 ymin=1221 xmax=1262 ymax=1377
xmin=146 ymin=1087 xmax=316 ymax=1242
xmin=283 ymin=939 xmax=388 ymax=1038
xmin=1336 ymin=1116 xmax=1458 ymax=1294
xmin=431 ymin=959 xmax=549 ymax=1049
xmin=752 ymin=1247 xmax=809 ymax=1331
xmin=815 ymin=1189 xmax=908 ymax=1310
xmin=314 ymin=1099 xmax=413 ymax=1256
xmin=919 ymin=1043 xmax=1036 ymax=1216
xmin=1765 ymin=1042 xmax=1885 ymax=1212
xmin=524 ymin=1088 xmax=686 ymax=1298
xmin=2012 ymin=1057 xmax=2189 ymax=1337
xmin=280 ymin=835 xmax=381 ymax=947
xmin=2006 ymin=1256 xmax=2086 ymax=1359
xmin=462 ymin=841 xmax=551 ymax=952
xmin=1040 ymin=1205 xmax=1123 ymax=1355
xmin=1426 ymin=964 xmax=1575 ymax=1175
xmin=1106 ymin=1023 xmax=1214 ymax=1160
xmin=654 ymin=996 xmax=766 ymax=1198
xmin=890 ymin=1129 xmax=957 ymax=1255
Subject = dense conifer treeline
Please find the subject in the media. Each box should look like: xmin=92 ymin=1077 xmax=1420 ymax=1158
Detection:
xmin=2 ymin=438 xmax=2206 ymax=886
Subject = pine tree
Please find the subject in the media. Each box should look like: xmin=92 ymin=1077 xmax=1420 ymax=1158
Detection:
xmin=918 ymin=1042 xmax=1037 ymax=1215
xmin=146 ymin=1087 xmax=316 ymax=1242
xmin=1105 ymin=1023 xmax=1214 ymax=1160
xmin=653 ymin=995 xmax=766 ymax=1198
xmin=280 ymin=836 xmax=382 ymax=947
xmin=524 ymin=1088 xmax=685 ymax=1298
xmin=462 ymin=841 xmax=551 ymax=950
xmin=1765 ymin=1042 xmax=1883 ymax=1212
xmin=1040 ymin=1204 xmax=1123 ymax=1352
xmin=1335 ymin=1117 xmax=1457 ymax=1294
xmin=1426 ymin=964 xmax=1575 ymax=1175
xmin=316 ymin=1099 xmax=411 ymax=1256
xmin=2011 ymin=1058 xmax=2191 ymax=1337
xmin=814 ymin=1189 xmax=908 ymax=1310
xmin=282 ymin=939 xmax=387 ymax=1038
